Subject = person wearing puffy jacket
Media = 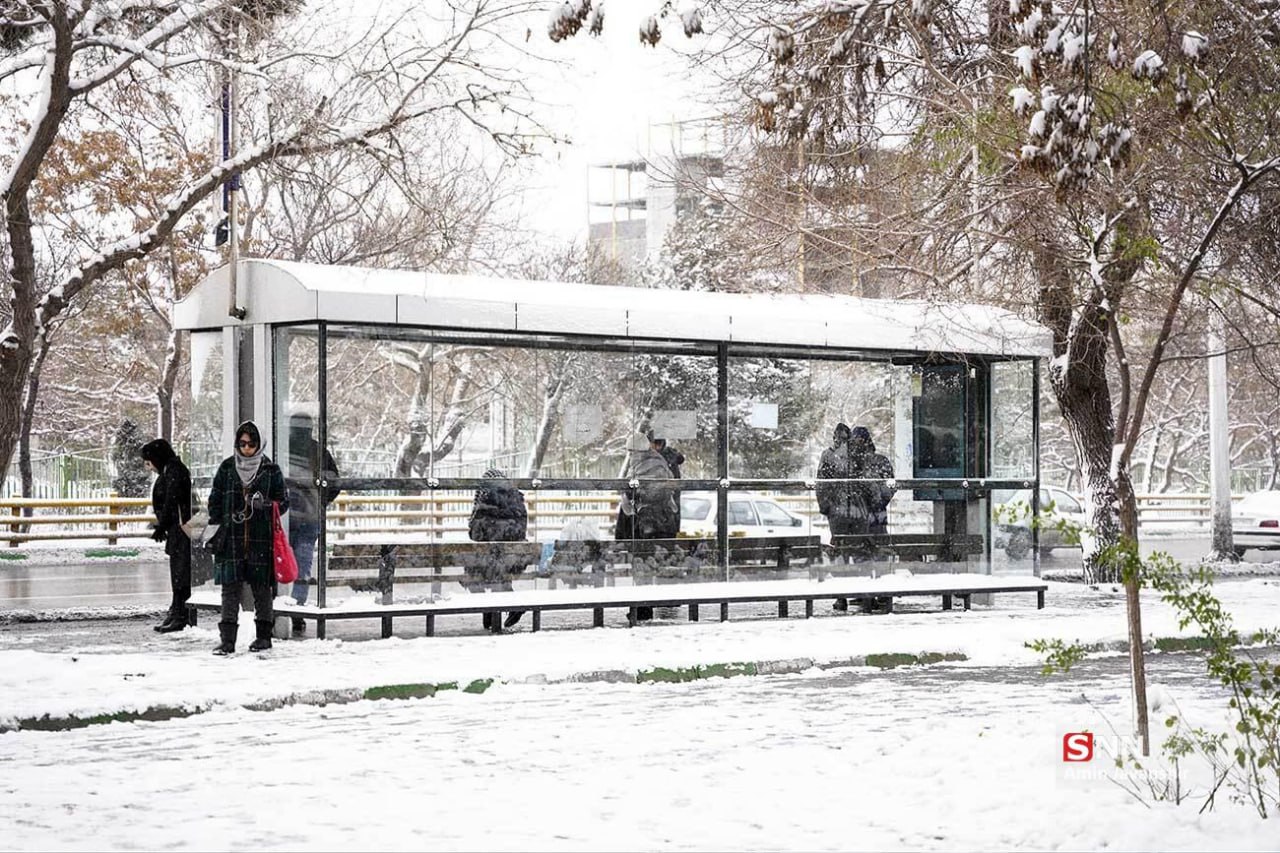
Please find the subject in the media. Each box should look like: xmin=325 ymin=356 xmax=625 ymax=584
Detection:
xmin=140 ymin=438 xmax=192 ymax=633
xmin=206 ymin=421 xmax=288 ymax=655
xmin=467 ymin=468 xmax=529 ymax=630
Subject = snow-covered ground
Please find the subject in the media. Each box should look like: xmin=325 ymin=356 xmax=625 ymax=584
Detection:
xmin=1 ymin=578 xmax=1277 ymax=850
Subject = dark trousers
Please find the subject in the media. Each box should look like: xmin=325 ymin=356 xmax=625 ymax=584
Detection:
xmin=167 ymin=538 xmax=192 ymax=617
xmin=219 ymin=578 xmax=273 ymax=628
xmin=828 ymin=516 xmax=872 ymax=561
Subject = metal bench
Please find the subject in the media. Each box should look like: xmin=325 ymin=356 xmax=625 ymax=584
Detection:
xmin=184 ymin=573 xmax=1048 ymax=639
xmin=826 ymin=533 xmax=987 ymax=567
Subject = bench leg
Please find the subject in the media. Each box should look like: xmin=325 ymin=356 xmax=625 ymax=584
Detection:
xmin=1037 ymin=590 xmax=1045 ymax=610
xmin=186 ymin=605 xmax=197 ymax=627
xmin=317 ymin=618 xmax=326 ymax=640
xmin=425 ymin=614 xmax=435 ymax=637
xmin=382 ymin=616 xmax=393 ymax=639
xmin=532 ymin=610 xmax=541 ymax=632
xmin=962 ymin=594 xmax=971 ymax=612
xmin=778 ymin=600 xmax=789 ymax=618
xmin=942 ymin=594 xmax=952 ymax=611
xmin=720 ymin=602 xmax=729 ymax=622
xmin=593 ymin=607 xmax=604 ymax=628
xmin=805 ymin=599 xmax=814 ymax=619
xmin=491 ymin=612 xmax=502 ymax=634
xmin=688 ymin=603 xmax=699 ymax=622
xmin=627 ymin=606 xmax=637 ymax=627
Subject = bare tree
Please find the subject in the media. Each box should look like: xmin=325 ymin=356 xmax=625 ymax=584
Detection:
xmin=0 ymin=0 xmax=551 ymax=482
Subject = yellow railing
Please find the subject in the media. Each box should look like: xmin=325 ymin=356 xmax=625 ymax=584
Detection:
xmin=0 ymin=492 xmax=1240 ymax=547
xmin=2 ymin=497 xmax=155 ymax=546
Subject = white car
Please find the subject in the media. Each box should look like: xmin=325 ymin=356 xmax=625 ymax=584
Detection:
xmin=1230 ymin=490 xmax=1280 ymax=557
xmin=679 ymin=492 xmax=811 ymax=540
xmin=994 ymin=486 xmax=1087 ymax=559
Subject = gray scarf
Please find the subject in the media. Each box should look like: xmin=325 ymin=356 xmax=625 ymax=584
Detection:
xmin=235 ymin=450 xmax=264 ymax=486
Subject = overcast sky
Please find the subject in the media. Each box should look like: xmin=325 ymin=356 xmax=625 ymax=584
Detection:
xmin=517 ymin=0 xmax=719 ymax=242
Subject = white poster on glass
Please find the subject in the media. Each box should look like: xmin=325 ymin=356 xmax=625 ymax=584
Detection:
xmin=749 ymin=401 xmax=779 ymax=430
xmin=563 ymin=405 xmax=604 ymax=444
xmin=651 ymin=409 xmax=698 ymax=440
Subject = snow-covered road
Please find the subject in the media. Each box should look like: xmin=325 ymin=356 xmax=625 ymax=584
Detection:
xmin=1 ymin=578 xmax=1278 ymax=850
xmin=0 ymin=652 xmax=1272 ymax=851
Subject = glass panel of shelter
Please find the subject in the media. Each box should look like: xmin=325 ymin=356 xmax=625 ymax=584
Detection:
xmin=186 ymin=329 xmax=224 ymax=597
xmin=289 ymin=324 xmax=1036 ymax=614
xmin=272 ymin=324 xmax=324 ymax=606
xmin=989 ymin=360 xmax=1040 ymax=574
xmin=315 ymin=325 xmax=722 ymax=604
xmin=725 ymin=354 xmax=1000 ymax=582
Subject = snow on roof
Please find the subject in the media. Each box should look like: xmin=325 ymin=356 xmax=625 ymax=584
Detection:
xmin=174 ymin=259 xmax=1052 ymax=357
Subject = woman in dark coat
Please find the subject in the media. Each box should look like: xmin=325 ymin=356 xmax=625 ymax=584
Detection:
xmin=140 ymin=438 xmax=192 ymax=633
xmin=207 ymin=421 xmax=288 ymax=655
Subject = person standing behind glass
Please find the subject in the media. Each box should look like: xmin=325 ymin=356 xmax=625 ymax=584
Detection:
xmin=467 ymin=468 xmax=528 ymax=630
xmin=851 ymin=426 xmax=895 ymax=535
xmin=283 ymin=413 xmax=339 ymax=636
xmin=851 ymin=425 xmax=896 ymax=613
xmin=140 ymin=438 xmax=192 ymax=633
xmin=817 ymin=422 xmax=868 ymax=544
xmin=647 ymin=431 xmax=684 ymax=539
xmin=207 ymin=421 xmax=288 ymax=655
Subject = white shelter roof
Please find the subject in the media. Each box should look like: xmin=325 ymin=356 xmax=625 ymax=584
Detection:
xmin=174 ymin=260 xmax=1052 ymax=357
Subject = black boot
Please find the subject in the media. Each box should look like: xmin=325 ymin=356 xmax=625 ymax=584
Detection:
xmin=291 ymin=617 xmax=306 ymax=636
xmin=249 ymin=620 xmax=273 ymax=652
xmin=503 ymin=610 xmax=525 ymax=628
xmin=832 ymin=598 xmax=849 ymax=612
xmin=212 ymin=623 xmax=237 ymax=656
xmin=153 ymin=612 xmax=177 ymax=632
xmin=156 ymin=609 xmax=186 ymax=633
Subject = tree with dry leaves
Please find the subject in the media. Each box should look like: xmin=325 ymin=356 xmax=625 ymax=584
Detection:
xmin=0 ymin=0 xmax=550 ymax=487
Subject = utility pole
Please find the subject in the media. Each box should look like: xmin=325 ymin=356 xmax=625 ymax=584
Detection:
xmin=1208 ymin=307 xmax=1236 ymax=560
xmin=220 ymin=18 xmax=245 ymax=321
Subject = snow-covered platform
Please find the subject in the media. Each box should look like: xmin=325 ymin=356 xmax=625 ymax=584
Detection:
xmin=187 ymin=573 xmax=1047 ymax=639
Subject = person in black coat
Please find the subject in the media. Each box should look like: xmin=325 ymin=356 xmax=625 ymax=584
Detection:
xmin=140 ymin=438 xmax=193 ymax=633
xmin=207 ymin=421 xmax=288 ymax=655
xmin=467 ymin=468 xmax=529 ymax=629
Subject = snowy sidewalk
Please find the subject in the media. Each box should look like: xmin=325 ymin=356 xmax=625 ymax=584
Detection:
xmin=3 ymin=579 xmax=1278 ymax=729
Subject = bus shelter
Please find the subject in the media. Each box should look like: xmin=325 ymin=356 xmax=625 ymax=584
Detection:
xmin=175 ymin=259 xmax=1052 ymax=637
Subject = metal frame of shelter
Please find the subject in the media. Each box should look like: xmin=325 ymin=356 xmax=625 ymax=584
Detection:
xmin=175 ymin=259 xmax=1053 ymax=621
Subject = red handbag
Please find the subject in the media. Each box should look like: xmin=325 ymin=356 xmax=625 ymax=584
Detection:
xmin=272 ymin=502 xmax=299 ymax=585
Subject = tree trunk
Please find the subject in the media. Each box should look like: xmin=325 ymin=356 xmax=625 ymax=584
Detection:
xmin=1052 ymin=368 xmax=1121 ymax=583
xmin=0 ymin=194 xmax=40 ymax=488
xmin=1114 ymin=465 xmax=1150 ymax=756
xmin=525 ymin=367 xmax=570 ymax=478
xmin=18 ymin=334 xmax=50 ymax=512
xmin=157 ymin=326 xmax=182 ymax=442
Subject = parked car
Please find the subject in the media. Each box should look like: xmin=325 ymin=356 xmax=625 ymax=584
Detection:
xmin=1230 ymin=490 xmax=1280 ymax=557
xmin=678 ymin=492 xmax=810 ymax=540
xmin=994 ymin=486 xmax=1086 ymax=559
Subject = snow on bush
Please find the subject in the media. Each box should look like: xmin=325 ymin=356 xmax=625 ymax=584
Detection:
xmin=1009 ymin=86 xmax=1035 ymax=116
xmin=1132 ymin=49 xmax=1165 ymax=83
xmin=1181 ymin=30 xmax=1207 ymax=62
xmin=1012 ymin=44 xmax=1037 ymax=79
xmin=547 ymin=0 xmax=593 ymax=43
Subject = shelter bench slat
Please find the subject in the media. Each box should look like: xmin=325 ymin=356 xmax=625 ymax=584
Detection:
xmin=185 ymin=576 xmax=1047 ymax=639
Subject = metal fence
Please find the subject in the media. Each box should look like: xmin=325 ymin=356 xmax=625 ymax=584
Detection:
xmin=0 ymin=491 xmax=1245 ymax=547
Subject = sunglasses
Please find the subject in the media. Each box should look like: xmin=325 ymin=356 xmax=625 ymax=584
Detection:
xmin=237 ymin=440 xmax=258 ymax=448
